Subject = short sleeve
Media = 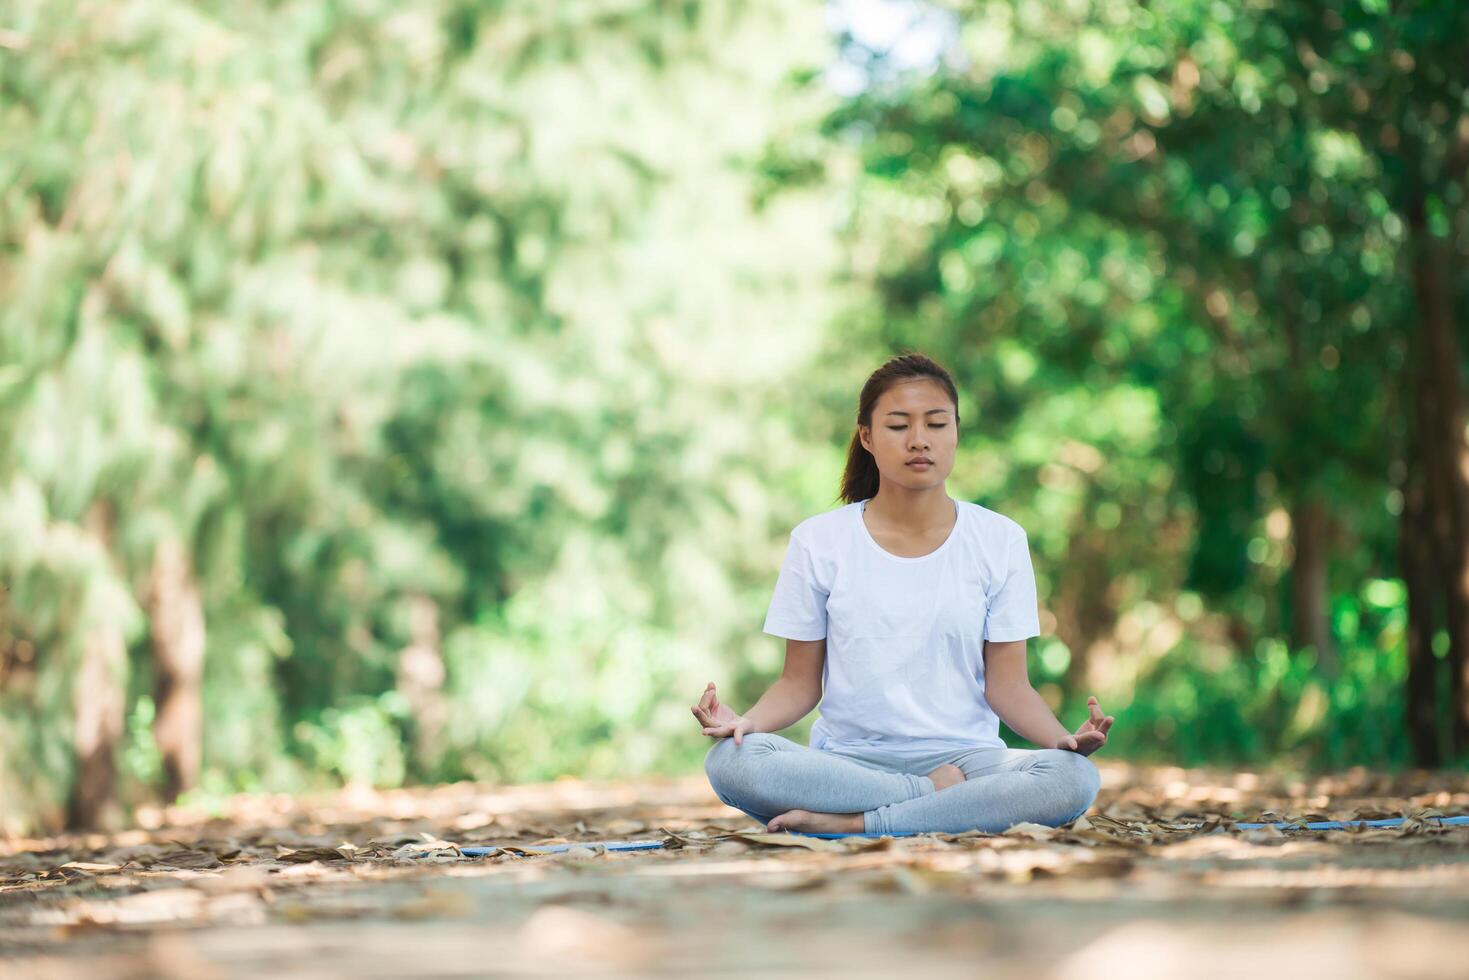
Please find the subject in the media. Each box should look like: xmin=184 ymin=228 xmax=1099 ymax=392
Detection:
xmin=983 ymin=528 xmax=1041 ymax=642
xmin=761 ymin=530 xmax=829 ymax=641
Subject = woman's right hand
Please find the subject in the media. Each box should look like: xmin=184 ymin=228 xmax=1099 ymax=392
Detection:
xmin=691 ymin=681 xmax=755 ymax=745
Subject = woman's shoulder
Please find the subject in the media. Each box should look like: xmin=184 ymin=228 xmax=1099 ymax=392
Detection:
xmin=959 ymin=500 xmax=1027 ymax=541
xmin=789 ymin=500 xmax=863 ymax=546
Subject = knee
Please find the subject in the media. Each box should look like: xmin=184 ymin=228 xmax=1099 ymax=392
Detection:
xmin=703 ymin=733 xmax=779 ymax=795
xmin=703 ymin=737 xmax=736 ymax=788
xmin=1049 ymin=750 xmax=1101 ymax=817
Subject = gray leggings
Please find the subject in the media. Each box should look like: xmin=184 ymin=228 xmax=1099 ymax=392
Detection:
xmin=704 ymin=732 xmax=1101 ymax=835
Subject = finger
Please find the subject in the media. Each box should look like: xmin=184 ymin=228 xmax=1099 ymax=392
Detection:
xmin=699 ymin=685 xmax=716 ymax=713
xmin=1100 ymin=716 xmax=1114 ymax=734
xmin=1089 ymin=697 xmax=1104 ymax=725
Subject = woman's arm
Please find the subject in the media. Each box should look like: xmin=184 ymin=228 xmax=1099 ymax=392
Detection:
xmin=981 ymin=639 xmax=1072 ymax=747
xmin=742 ymin=638 xmax=825 ymax=733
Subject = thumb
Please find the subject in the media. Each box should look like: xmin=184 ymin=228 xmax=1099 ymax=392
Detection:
xmin=1063 ymin=737 xmax=1077 ymax=751
xmin=734 ymin=728 xmax=743 ymax=746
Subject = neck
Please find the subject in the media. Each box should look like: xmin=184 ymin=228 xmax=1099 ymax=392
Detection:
xmin=865 ymin=483 xmax=953 ymax=530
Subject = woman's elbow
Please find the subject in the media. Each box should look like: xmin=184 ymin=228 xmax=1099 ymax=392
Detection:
xmin=984 ymin=680 xmax=1030 ymax=711
xmin=796 ymin=679 xmax=823 ymax=713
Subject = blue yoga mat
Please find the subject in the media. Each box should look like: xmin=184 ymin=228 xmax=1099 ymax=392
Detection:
xmin=456 ymin=840 xmax=666 ymax=856
xmin=798 ymin=814 xmax=1469 ymax=838
xmin=444 ymin=814 xmax=1469 ymax=855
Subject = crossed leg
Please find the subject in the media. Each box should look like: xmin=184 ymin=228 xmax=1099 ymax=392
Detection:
xmin=704 ymin=734 xmax=1099 ymax=835
xmin=703 ymin=733 xmax=941 ymax=825
xmin=858 ymin=745 xmax=1100 ymax=834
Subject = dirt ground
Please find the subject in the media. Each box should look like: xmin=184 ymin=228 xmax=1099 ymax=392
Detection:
xmin=4 ymin=760 xmax=1469 ymax=978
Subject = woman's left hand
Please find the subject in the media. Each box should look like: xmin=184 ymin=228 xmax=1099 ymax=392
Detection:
xmin=1056 ymin=696 xmax=1114 ymax=756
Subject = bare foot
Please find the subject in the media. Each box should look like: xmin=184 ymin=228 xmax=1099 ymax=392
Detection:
xmin=927 ymin=763 xmax=965 ymax=792
xmin=767 ymin=809 xmax=864 ymax=834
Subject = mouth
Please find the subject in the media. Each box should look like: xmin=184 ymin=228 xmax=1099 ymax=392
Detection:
xmin=905 ymin=459 xmax=934 ymax=468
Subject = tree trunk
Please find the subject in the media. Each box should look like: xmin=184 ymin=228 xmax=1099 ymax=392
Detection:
xmin=67 ymin=502 xmax=127 ymax=830
xmin=1277 ymin=270 xmax=1335 ymax=677
xmin=149 ymin=536 xmax=206 ymax=802
xmin=1289 ymin=498 xmax=1336 ymax=676
xmin=1057 ymin=525 xmax=1117 ymax=691
xmin=1399 ymin=441 xmax=1442 ymax=766
xmin=1406 ymin=193 xmax=1469 ymax=757
xmin=396 ymin=594 xmax=445 ymax=778
xmin=66 ymin=624 xmax=126 ymax=829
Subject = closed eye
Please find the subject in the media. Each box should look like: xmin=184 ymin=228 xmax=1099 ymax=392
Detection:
xmin=887 ymin=425 xmax=947 ymax=430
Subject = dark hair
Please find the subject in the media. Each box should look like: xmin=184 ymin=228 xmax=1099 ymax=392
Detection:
xmin=839 ymin=352 xmax=961 ymax=504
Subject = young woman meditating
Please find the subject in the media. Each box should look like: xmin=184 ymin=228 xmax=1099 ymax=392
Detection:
xmin=694 ymin=353 xmax=1114 ymax=836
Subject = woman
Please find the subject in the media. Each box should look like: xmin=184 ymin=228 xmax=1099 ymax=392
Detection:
xmin=694 ymin=353 xmax=1114 ymax=836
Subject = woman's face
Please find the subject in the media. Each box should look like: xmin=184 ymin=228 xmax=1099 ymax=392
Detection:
xmin=858 ymin=378 xmax=958 ymax=490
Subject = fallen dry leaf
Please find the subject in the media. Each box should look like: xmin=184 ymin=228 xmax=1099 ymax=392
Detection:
xmin=276 ymin=847 xmax=356 ymax=864
xmin=58 ymin=862 xmax=126 ymax=874
xmin=728 ymin=832 xmax=851 ymax=851
xmin=3 ymin=763 xmax=1468 ymax=978
xmin=1002 ymin=822 xmax=1063 ymax=841
xmin=148 ymin=850 xmax=225 ymax=870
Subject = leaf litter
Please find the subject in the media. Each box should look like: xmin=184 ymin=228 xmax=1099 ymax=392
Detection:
xmin=3 ymin=762 xmax=1469 ymax=976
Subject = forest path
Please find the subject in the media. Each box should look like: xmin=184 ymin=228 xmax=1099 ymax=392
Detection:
xmin=4 ymin=762 xmax=1468 ymax=977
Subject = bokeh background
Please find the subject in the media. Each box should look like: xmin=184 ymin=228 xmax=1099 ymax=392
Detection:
xmin=2 ymin=0 xmax=1467 ymax=835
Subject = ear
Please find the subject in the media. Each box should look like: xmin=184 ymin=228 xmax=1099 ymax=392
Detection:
xmin=857 ymin=424 xmax=870 ymax=454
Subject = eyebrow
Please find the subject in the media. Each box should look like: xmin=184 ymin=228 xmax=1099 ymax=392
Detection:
xmin=885 ymin=409 xmax=952 ymax=417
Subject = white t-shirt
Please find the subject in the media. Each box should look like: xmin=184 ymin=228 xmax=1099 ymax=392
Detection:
xmin=761 ymin=497 xmax=1040 ymax=757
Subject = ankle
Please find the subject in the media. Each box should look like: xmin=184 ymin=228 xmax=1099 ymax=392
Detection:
xmin=926 ymin=763 xmax=965 ymax=792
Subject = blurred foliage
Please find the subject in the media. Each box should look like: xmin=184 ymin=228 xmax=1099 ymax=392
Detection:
xmin=0 ymin=0 xmax=844 ymax=831
xmin=796 ymin=0 xmax=1468 ymax=769
xmin=1 ymin=0 xmax=1467 ymax=833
